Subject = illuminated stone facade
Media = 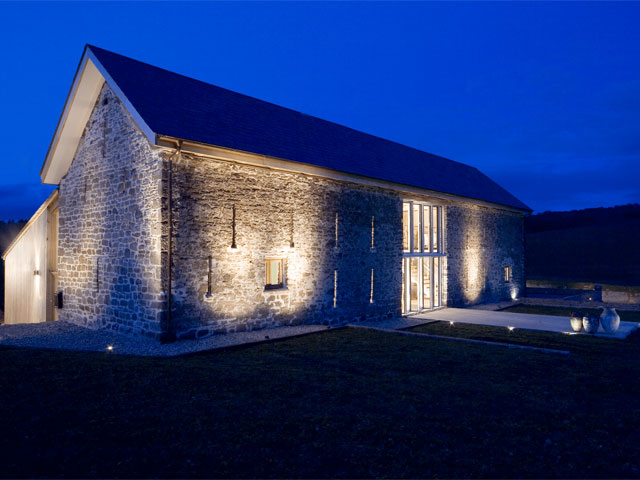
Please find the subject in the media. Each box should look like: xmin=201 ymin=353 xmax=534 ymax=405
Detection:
xmin=445 ymin=203 xmax=525 ymax=305
xmin=57 ymin=86 xmax=165 ymax=337
xmin=169 ymin=154 xmax=403 ymax=338
xmin=56 ymin=84 xmax=525 ymax=339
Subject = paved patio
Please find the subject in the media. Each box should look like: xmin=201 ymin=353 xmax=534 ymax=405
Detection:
xmin=411 ymin=308 xmax=639 ymax=339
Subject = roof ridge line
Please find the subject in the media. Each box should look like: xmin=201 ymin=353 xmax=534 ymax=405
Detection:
xmin=86 ymin=44 xmax=475 ymax=172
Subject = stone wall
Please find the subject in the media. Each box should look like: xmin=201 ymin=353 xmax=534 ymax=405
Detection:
xmin=169 ymin=153 xmax=403 ymax=337
xmin=55 ymin=84 xmax=525 ymax=339
xmin=445 ymin=203 xmax=525 ymax=306
xmin=57 ymin=85 xmax=165 ymax=337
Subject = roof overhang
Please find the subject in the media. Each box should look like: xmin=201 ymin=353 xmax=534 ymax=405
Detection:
xmin=39 ymin=46 xmax=530 ymax=213
xmin=40 ymin=46 xmax=155 ymax=185
xmin=157 ymin=135 xmax=531 ymax=215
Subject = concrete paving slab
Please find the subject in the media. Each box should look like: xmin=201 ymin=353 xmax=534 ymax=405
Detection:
xmin=412 ymin=308 xmax=639 ymax=339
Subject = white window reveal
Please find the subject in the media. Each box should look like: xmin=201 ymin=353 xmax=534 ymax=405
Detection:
xmin=370 ymin=268 xmax=374 ymax=304
xmin=265 ymin=258 xmax=284 ymax=290
xmin=504 ymin=265 xmax=512 ymax=282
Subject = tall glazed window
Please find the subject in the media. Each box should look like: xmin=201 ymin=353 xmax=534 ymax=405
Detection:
xmin=423 ymin=205 xmax=431 ymax=252
xmin=412 ymin=204 xmax=421 ymax=252
xmin=401 ymin=200 xmax=445 ymax=314
xmin=432 ymin=206 xmax=440 ymax=253
xmin=402 ymin=203 xmax=410 ymax=252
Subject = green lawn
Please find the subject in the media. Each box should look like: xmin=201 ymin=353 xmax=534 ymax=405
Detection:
xmin=1 ymin=327 xmax=640 ymax=478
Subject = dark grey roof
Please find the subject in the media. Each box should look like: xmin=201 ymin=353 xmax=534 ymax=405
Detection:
xmin=89 ymin=45 xmax=530 ymax=211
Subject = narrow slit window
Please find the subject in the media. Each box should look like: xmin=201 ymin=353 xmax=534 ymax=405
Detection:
xmin=265 ymin=258 xmax=284 ymax=289
xmin=370 ymin=268 xmax=374 ymax=303
xmin=231 ymin=204 xmax=237 ymax=249
xmin=334 ymin=212 xmax=339 ymax=248
xmin=207 ymin=255 xmax=213 ymax=296
xmin=504 ymin=266 xmax=512 ymax=282
xmin=333 ymin=270 xmax=338 ymax=308
xmin=371 ymin=216 xmax=375 ymax=249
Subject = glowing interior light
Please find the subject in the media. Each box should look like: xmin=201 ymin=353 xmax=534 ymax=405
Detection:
xmin=369 ymin=268 xmax=374 ymax=304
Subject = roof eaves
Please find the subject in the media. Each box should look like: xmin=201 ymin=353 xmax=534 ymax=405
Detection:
xmin=40 ymin=45 xmax=157 ymax=185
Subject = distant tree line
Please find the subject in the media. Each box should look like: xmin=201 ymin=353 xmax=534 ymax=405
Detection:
xmin=0 ymin=220 xmax=27 ymax=313
xmin=525 ymin=204 xmax=640 ymax=286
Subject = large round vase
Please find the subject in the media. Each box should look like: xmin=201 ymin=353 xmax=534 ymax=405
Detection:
xmin=583 ymin=315 xmax=599 ymax=334
xmin=570 ymin=312 xmax=583 ymax=332
xmin=600 ymin=307 xmax=620 ymax=334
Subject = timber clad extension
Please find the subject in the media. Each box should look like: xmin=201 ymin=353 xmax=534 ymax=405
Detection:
xmin=2 ymin=45 xmax=530 ymax=339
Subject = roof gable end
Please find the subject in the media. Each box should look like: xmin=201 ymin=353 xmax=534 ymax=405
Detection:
xmin=41 ymin=45 xmax=531 ymax=212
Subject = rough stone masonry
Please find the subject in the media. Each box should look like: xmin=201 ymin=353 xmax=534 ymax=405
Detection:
xmin=57 ymin=83 xmax=525 ymax=339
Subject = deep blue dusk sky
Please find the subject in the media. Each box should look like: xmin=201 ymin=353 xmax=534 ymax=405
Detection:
xmin=1 ymin=1 xmax=639 ymax=220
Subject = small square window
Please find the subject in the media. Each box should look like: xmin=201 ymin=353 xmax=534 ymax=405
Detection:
xmin=504 ymin=266 xmax=512 ymax=282
xmin=265 ymin=258 xmax=284 ymax=289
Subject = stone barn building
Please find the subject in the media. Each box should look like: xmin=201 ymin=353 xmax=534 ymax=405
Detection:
xmin=3 ymin=45 xmax=530 ymax=340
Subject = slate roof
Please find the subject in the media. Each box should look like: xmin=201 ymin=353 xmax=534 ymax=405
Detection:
xmin=89 ymin=45 xmax=530 ymax=211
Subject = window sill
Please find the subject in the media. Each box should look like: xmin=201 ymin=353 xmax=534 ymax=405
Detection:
xmin=264 ymin=286 xmax=288 ymax=293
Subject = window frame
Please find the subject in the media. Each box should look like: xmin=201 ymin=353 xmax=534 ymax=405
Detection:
xmin=265 ymin=257 xmax=285 ymax=290
xmin=402 ymin=201 xmax=444 ymax=256
xmin=401 ymin=200 xmax=446 ymax=314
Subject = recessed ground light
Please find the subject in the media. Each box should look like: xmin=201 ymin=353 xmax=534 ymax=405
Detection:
xmin=106 ymin=345 xmax=114 ymax=352
xmin=508 ymin=326 xmax=515 ymax=332
xmin=449 ymin=321 xmax=454 ymax=326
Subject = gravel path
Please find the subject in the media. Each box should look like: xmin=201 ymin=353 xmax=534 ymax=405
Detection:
xmin=0 ymin=321 xmax=328 ymax=356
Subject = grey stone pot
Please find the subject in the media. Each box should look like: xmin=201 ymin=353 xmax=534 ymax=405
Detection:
xmin=582 ymin=314 xmax=600 ymax=334
xmin=600 ymin=307 xmax=620 ymax=333
xmin=570 ymin=311 xmax=583 ymax=332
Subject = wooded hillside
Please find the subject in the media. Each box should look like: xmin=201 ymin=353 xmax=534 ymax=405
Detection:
xmin=0 ymin=220 xmax=27 ymax=313
xmin=525 ymin=204 xmax=640 ymax=286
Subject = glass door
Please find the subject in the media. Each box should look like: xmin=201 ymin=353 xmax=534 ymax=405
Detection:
xmin=402 ymin=257 xmax=441 ymax=314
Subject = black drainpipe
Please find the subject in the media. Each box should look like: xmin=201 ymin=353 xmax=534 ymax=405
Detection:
xmin=161 ymin=140 xmax=181 ymax=343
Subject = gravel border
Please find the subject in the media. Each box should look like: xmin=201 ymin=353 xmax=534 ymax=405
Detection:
xmin=0 ymin=321 xmax=328 ymax=357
